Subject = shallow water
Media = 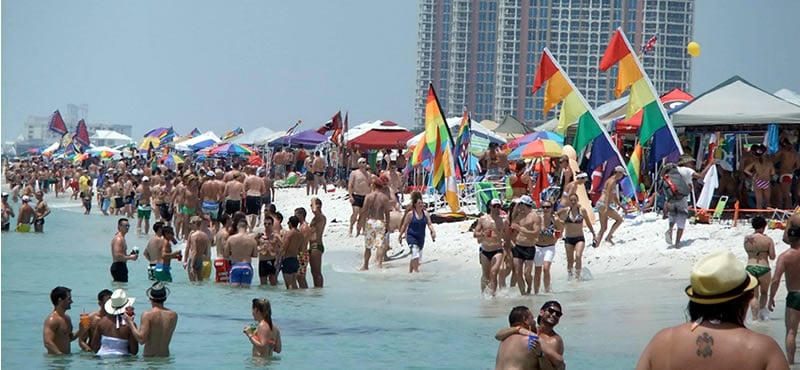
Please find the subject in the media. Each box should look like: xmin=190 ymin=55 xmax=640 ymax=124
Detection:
xmin=0 ymin=200 xmax=789 ymax=369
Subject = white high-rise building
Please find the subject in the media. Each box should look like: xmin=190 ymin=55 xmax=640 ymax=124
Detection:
xmin=414 ymin=0 xmax=694 ymax=127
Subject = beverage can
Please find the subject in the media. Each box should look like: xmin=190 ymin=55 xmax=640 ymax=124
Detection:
xmin=130 ymin=247 xmax=139 ymax=255
xmin=487 ymin=229 xmax=493 ymax=238
xmin=249 ymin=323 xmax=258 ymax=334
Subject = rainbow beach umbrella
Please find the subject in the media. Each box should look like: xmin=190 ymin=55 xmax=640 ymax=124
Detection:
xmin=505 ymin=131 xmax=564 ymax=151
xmin=507 ymin=138 xmax=562 ymax=160
xmin=159 ymin=153 xmax=185 ymax=165
xmin=207 ymin=143 xmax=255 ymax=157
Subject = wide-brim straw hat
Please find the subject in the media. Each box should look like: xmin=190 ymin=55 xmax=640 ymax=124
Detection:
xmin=685 ymin=251 xmax=758 ymax=304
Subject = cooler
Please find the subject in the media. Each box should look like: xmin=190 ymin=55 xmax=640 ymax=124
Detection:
xmin=214 ymin=259 xmax=231 ymax=282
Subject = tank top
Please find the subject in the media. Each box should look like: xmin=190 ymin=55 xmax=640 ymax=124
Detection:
xmin=406 ymin=210 xmax=427 ymax=248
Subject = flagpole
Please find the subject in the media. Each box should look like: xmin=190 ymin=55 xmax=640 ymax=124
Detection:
xmin=613 ymin=28 xmax=683 ymax=156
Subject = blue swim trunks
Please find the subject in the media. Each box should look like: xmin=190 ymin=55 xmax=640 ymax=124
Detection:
xmin=230 ymin=263 xmax=253 ymax=285
xmin=153 ymin=264 xmax=172 ymax=282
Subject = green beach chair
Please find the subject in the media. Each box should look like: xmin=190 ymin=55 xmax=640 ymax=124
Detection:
xmin=710 ymin=195 xmax=728 ymax=224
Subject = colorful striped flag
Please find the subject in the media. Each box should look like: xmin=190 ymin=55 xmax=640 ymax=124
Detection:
xmin=626 ymin=143 xmax=644 ymax=200
xmin=453 ymin=110 xmax=471 ymax=179
xmin=532 ymin=48 xmax=629 ymax=176
xmin=641 ymin=33 xmax=658 ymax=55
xmin=600 ymin=28 xmax=682 ymax=161
xmin=420 ymin=83 xmax=459 ymax=212
xmin=187 ymin=128 xmax=201 ymax=138
xmin=222 ymin=127 xmax=244 ymax=141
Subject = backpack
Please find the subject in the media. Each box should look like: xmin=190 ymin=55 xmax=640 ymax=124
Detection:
xmin=659 ymin=163 xmax=691 ymax=201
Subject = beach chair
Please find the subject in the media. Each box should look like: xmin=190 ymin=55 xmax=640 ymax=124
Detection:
xmin=475 ymin=181 xmax=501 ymax=213
xmin=771 ymin=206 xmax=800 ymax=222
xmin=710 ymin=195 xmax=728 ymax=224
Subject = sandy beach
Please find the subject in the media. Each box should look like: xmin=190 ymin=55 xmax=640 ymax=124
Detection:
xmin=270 ymin=186 xmax=791 ymax=287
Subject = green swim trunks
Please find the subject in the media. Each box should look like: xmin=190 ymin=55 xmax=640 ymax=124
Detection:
xmin=788 ymin=292 xmax=800 ymax=311
xmin=181 ymin=205 xmax=196 ymax=216
xmin=137 ymin=205 xmax=152 ymax=219
xmin=310 ymin=243 xmax=325 ymax=253
xmin=153 ymin=264 xmax=173 ymax=282
xmin=745 ymin=265 xmax=770 ymax=278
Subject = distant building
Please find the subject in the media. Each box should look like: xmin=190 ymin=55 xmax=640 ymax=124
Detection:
xmin=414 ymin=0 xmax=694 ymax=127
xmin=22 ymin=115 xmax=132 ymax=145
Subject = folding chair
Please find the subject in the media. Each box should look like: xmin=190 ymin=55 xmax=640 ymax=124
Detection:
xmin=710 ymin=195 xmax=728 ymax=224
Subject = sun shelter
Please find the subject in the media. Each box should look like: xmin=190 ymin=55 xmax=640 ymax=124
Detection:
xmin=269 ymin=129 xmax=328 ymax=148
xmin=173 ymin=131 xmax=221 ymax=151
xmin=671 ymin=76 xmax=800 ymax=131
xmin=406 ymin=117 xmax=506 ymax=152
xmin=232 ymin=127 xmax=275 ymax=145
xmin=347 ymin=120 xmax=414 ymax=150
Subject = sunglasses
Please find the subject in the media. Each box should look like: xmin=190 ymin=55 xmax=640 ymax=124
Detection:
xmin=491 ymin=204 xmax=501 ymax=208
xmin=546 ymin=307 xmax=563 ymax=318
xmin=121 ymin=224 xmax=131 ymax=228
xmin=541 ymin=205 xmax=552 ymax=209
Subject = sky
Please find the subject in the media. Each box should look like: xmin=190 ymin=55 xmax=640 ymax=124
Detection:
xmin=3 ymin=1 xmax=799 ymax=141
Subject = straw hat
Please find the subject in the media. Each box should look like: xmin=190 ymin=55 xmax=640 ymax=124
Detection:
xmin=685 ymin=251 xmax=758 ymax=304
xmin=104 ymin=289 xmax=136 ymax=315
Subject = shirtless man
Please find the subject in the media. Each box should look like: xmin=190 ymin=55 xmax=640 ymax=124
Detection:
xmin=256 ymin=217 xmax=281 ymax=286
xmin=200 ymin=170 xmax=223 ymax=230
xmin=122 ymin=174 xmax=135 ymax=218
xmin=43 ymin=286 xmax=87 ymax=355
xmin=743 ymin=144 xmax=774 ymax=209
xmin=308 ymin=197 xmax=327 ymax=288
xmin=177 ymin=175 xmax=200 ymax=241
xmin=110 ymin=218 xmax=138 ymax=283
xmin=144 ymin=222 xmax=165 ymax=280
xmin=225 ymin=218 xmax=258 ymax=288
xmin=493 ymin=306 xmax=543 ymax=370
xmin=244 ymin=167 xmax=266 ymax=232
xmin=594 ymin=166 xmax=627 ymax=248
xmin=638 ymin=251 xmax=787 ymax=369
xmin=16 ymin=195 xmax=34 ymax=232
xmin=482 ymin=143 xmax=508 ymax=181
xmin=123 ymin=282 xmax=178 ymax=357
xmin=304 ymin=155 xmax=315 ymax=196
xmin=348 ymin=157 xmax=371 ymax=237
xmin=775 ymin=137 xmax=799 ymax=209
xmin=509 ymin=196 xmax=542 ymax=296
xmin=383 ymin=164 xmax=403 ymax=204
xmin=560 ymin=173 xmax=588 ymax=207
xmin=534 ymin=200 xmax=560 ymax=294
xmin=33 ymin=191 xmax=51 ymax=233
xmin=135 ymin=176 xmax=153 ymax=235
xmin=2 ymin=192 xmax=15 ymax=231
xmin=360 ymin=176 xmax=393 ymax=270
xmin=770 ymin=214 xmax=800 ymax=364
xmin=78 ymin=289 xmax=113 ymax=352
xmin=184 ymin=216 xmax=211 ymax=281
xmin=153 ymin=226 xmax=182 ymax=283
xmin=152 ymin=175 xmax=174 ymax=226
xmin=223 ymin=172 xmax=245 ymax=217
xmin=272 ymin=147 xmax=287 ymax=180
xmin=312 ymin=151 xmax=327 ymax=194
xmin=744 ymin=216 xmax=776 ymax=321
xmin=474 ymin=198 xmax=510 ymax=297
xmin=261 ymin=169 xmax=274 ymax=208
xmin=90 ymin=289 xmax=138 ymax=356
xmin=281 ymin=216 xmax=303 ymax=289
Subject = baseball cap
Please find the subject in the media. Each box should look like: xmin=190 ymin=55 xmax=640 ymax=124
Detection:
xmin=142 ymin=176 xmax=150 ymax=182
xmin=21 ymin=195 xmax=30 ymax=202
xmin=1 ymin=192 xmax=8 ymax=198
xmin=207 ymin=170 xmax=215 ymax=177
xmin=614 ymin=165 xmax=626 ymax=174
xmin=519 ymin=195 xmax=534 ymax=207
xmin=575 ymin=172 xmax=588 ymax=179
xmin=489 ymin=198 xmax=502 ymax=206
xmin=358 ymin=157 xmax=367 ymax=164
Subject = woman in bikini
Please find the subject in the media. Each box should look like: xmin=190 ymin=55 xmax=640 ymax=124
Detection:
xmin=557 ymin=193 xmax=595 ymax=281
xmin=743 ymin=216 xmax=776 ymax=321
xmin=244 ymin=298 xmax=282 ymax=358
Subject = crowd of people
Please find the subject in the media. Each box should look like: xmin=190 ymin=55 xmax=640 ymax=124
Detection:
xmin=5 ymin=130 xmax=800 ymax=367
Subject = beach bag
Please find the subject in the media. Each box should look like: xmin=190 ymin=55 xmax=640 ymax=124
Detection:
xmin=659 ymin=164 xmax=690 ymax=201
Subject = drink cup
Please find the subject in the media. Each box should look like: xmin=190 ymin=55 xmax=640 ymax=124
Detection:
xmin=79 ymin=312 xmax=90 ymax=328
xmin=125 ymin=306 xmax=135 ymax=319
xmin=249 ymin=323 xmax=258 ymax=334
xmin=527 ymin=334 xmax=540 ymax=350
xmin=486 ymin=229 xmax=493 ymax=238
xmin=176 ymin=251 xmax=183 ymax=262
xmin=130 ymin=247 xmax=139 ymax=255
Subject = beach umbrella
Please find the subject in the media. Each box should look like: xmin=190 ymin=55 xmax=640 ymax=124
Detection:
xmin=504 ymin=131 xmax=564 ymax=151
xmin=72 ymin=153 xmax=90 ymax=163
xmin=207 ymin=143 xmax=255 ymax=157
xmin=507 ymin=139 xmax=562 ymax=160
xmin=139 ymin=137 xmax=161 ymax=150
xmin=159 ymin=153 xmax=185 ymax=165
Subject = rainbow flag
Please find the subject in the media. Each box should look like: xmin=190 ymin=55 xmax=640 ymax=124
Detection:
xmin=222 ymin=127 xmax=244 ymax=141
xmin=532 ymin=48 xmax=628 ymax=176
xmin=626 ymin=142 xmax=644 ymax=200
xmin=420 ymin=83 xmax=459 ymax=212
xmin=600 ymin=28 xmax=682 ymax=161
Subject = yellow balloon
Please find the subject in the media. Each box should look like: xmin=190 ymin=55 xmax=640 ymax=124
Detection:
xmin=687 ymin=41 xmax=701 ymax=57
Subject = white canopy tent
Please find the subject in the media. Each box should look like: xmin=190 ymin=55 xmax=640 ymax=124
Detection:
xmin=42 ymin=141 xmax=60 ymax=155
xmin=775 ymin=88 xmax=800 ymax=106
xmin=671 ymin=76 xmax=800 ymax=127
xmin=231 ymin=127 xmax=275 ymax=145
xmin=173 ymin=131 xmax=221 ymax=151
xmin=90 ymin=129 xmax=133 ymax=147
xmin=406 ymin=117 xmax=507 ymax=154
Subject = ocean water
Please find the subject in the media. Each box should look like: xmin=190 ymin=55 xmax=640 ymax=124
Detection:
xmin=1 ymin=199 xmax=789 ymax=369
